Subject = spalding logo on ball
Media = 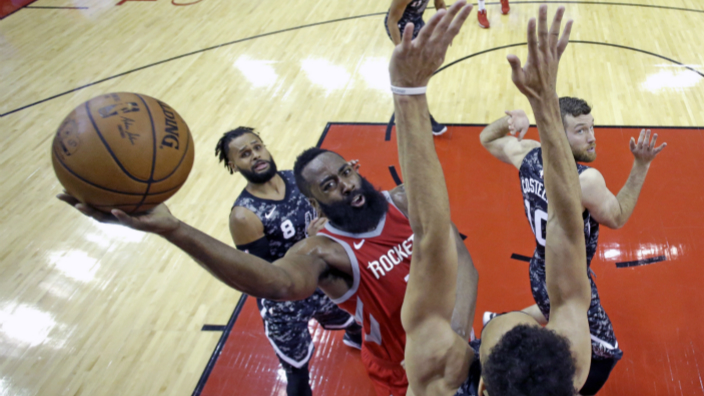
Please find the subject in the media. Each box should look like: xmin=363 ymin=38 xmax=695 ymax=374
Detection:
xmin=52 ymin=93 xmax=195 ymax=214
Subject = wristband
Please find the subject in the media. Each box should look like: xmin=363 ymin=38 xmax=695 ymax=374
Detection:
xmin=390 ymin=85 xmax=427 ymax=95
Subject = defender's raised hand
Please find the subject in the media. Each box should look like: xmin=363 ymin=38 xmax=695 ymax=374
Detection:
xmin=507 ymin=5 xmax=573 ymax=101
xmin=389 ymin=0 xmax=472 ymax=88
xmin=630 ymin=129 xmax=667 ymax=165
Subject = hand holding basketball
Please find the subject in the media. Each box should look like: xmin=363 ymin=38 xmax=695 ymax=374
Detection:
xmin=58 ymin=192 xmax=181 ymax=235
xmin=389 ymin=0 xmax=472 ymax=88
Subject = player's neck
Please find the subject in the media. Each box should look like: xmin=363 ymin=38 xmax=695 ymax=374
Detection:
xmin=246 ymin=173 xmax=286 ymax=201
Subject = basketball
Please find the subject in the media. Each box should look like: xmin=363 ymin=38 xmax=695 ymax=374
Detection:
xmin=51 ymin=92 xmax=195 ymax=214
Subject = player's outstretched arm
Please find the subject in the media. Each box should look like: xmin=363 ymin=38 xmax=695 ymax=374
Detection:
xmin=58 ymin=195 xmax=325 ymax=301
xmin=479 ymin=109 xmax=540 ymax=168
xmin=581 ymin=129 xmax=667 ymax=229
xmin=389 ymin=2 xmax=476 ymax=393
xmin=507 ymin=5 xmax=592 ymax=388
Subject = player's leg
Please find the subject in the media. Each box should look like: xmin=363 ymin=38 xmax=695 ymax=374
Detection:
xmin=309 ymin=290 xmax=362 ymax=349
xmin=477 ymin=0 xmax=489 ymax=28
xmin=280 ymin=360 xmax=312 ymax=396
xmin=258 ymin=298 xmax=316 ymax=396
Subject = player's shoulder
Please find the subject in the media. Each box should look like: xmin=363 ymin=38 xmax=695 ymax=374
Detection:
xmin=230 ymin=206 xmax=262 ymax=227
xmin=578 ymin=167 xmax=605 ymax=189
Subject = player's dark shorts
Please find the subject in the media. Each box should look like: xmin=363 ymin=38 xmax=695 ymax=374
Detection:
xmin=257 ymin=289 xmax=355 ymax=369
xmin=529 ymin=253 xmax=623 ymax=394
xmin=384 ymin=12 xmax=425 ymax=41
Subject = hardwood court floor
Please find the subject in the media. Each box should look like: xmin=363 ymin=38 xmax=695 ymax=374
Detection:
xmin=1 ymin=0 xmax=703 ymax=395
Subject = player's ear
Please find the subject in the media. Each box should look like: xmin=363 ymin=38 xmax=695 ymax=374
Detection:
xmin=228 ymin=161 xmax=238 ymax=174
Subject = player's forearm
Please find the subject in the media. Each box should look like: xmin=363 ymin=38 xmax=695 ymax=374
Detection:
xmin=531 ymin=95 xmax=582 ymax=233
xmin=394 ymin=94 xmax=451 ymax=237
xmin=613 ymin=160 xmax=651 ymax=228
xmin=479 ymin=115 xmax=510 ymax=147
xmin=450 ymin=228 xmax=478 ymax=339
xmin=164 ymin=222 xmax=298 ymax=299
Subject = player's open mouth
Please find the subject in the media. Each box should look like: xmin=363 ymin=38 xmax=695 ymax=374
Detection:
xmin=253 ymin=161 xmax=269 ymax=172
xmin=351 ymin=194 xmax=365 ymax=208
xmin=587 ymin=146 xmax=595 ymax=152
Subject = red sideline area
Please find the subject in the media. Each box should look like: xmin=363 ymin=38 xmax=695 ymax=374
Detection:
xmin=0 ymin=0 xmax=36 ymax=18
xmin=201 ymin=124 xmax=704 ymax=396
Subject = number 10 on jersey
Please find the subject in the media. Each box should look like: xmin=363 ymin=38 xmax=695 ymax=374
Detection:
xmin=524 ymin=200 xmax=547 ymax=247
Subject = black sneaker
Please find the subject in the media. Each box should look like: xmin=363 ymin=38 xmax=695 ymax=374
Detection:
xmin=343 ymin=331 xmax=362 ymax=350
xmin=430 ymin=115 xmax=447 ymax=136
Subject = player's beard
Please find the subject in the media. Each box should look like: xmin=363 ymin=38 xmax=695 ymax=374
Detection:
xmin=317 ymin=176 xmax=388 ymax=234
xmin=239 ymin=159 xmax=278 ymax=184
xmin=572 ymin=145 xmax=596 ymax=163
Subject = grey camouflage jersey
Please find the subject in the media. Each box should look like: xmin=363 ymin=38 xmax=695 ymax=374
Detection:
xmin=519 ymin=147 xmax=623 ymax=360
xmin=233 ymin=170 xmax=315 ymax=260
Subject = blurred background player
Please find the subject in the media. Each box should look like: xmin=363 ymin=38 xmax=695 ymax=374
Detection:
xmin=385 ymin=0 xmax=448 ymax=135
xmin=476 ymin=0 xmax=510 ymax=29
xmin=215 ymin=127 xmax=362 ymax=396
xmin=479 ymin=100 xmax=666 ymax=393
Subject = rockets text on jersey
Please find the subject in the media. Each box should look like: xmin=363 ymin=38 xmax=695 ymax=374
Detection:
xmin=317 ymin=191 xmax=413 ymax=367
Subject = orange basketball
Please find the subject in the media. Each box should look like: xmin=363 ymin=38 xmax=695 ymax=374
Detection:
xmin=51 ymin=92 xmax=195 ymax=214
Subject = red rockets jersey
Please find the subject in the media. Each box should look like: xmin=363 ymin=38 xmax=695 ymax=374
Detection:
xmin=317 ymin=191 xmax=413 ymax=367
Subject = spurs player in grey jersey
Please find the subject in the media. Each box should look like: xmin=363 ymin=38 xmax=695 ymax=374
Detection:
xmin=215 ymin=127 xmax=362 ymax=396
xmin=480 ymin=99 xmax=666 ymax=393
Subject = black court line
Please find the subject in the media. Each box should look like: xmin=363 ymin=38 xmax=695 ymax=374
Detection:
xmin=5 ymin=0 xmax=704 ymax=116
xmin=201 ymin=324 xmax=226 ymax=332
xmin=616 ymin=255 xmax=667 ymax=268
xmin=388 ymin=165 xmax=403 ymax=186
xmin=0 ymin=12 xmax=386 ymax=117
xmin=510 ymin=253 xmax=532 ymax=262
xmin=192 ymin=294 xmax=248 ymax=396
xmin=25 ymin=6 xmax=88 ymax=9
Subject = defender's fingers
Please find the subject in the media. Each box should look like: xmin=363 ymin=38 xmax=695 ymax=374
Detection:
xmin=526 ymin=18 xmax=539 ymax=64
xmin=416 ymin=9 xmax=445 ymax=45
xmin=537 ymin=5 xmax=549 ymax=53
xmin=644 ymin=129 xmax=652 ymax=147
xmin=653 ymin=142 xmax=667 ymax=154
xmin=507 ymin=54 xmax=523 ymax=76
xmin=637 ymin=129 xmax=645 ymax=148
xmin=557 ymin=19 xmax=573 ymax=58
xmin=401 ymin=22 xmax=415 ymax=50
xmin=446 ymin=3 xmax=473 ymax=40
xmin=650 ymin=134 xmax=658 ymax=150
xmin=629 ymin=137 xmax=637 ymax=151
xmin=434 ymin=1 xmax=462 ymax=36
xmin=548 ymin=6 xmax=565 ymax=50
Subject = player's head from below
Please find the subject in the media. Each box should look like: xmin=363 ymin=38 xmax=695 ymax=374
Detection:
xmin=560 ymin=97 xmax=596 ymax=163
xmin=215 ymin=127 xmax=278 ymax=183
xmin=478 ymin=312 xmax=577 ymax=396
xmin=293 ymin=147 xmax=387 ymax=234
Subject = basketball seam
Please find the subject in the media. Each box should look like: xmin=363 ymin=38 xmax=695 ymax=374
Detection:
xmin=133 ymin=94 xmax=158 ymax=213
xmin=85 ymin=100 xmax=151 ymax=184
xmin=52 ymin=145 xmax=188 ymax=196
xmin=152 ymin=118 xmax=191 ymax=183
